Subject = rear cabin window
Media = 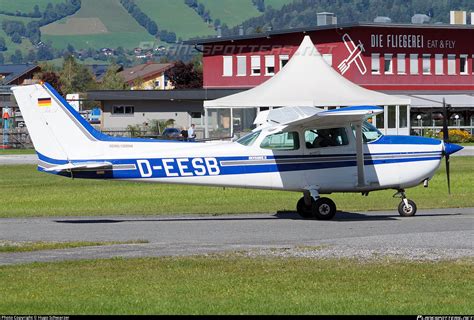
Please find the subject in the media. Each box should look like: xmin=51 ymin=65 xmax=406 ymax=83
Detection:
xmin=305 ymin=128 xmax=349 ymax=149
xmin=260 ymin=132 xmax=299 ymax=150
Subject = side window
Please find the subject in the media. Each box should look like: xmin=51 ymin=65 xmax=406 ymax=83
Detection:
xmin=305 ymin=128 xmax=348 ymax=149
xmin=260 ymin=132 xmax=299 ymax=150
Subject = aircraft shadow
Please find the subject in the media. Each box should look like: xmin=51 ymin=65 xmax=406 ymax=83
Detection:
xmin=54 ymin=211 xmax=459 ymax=224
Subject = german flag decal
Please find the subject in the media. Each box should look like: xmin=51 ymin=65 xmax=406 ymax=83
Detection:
xmin=38 ymin=97 xmax=52 ymax=107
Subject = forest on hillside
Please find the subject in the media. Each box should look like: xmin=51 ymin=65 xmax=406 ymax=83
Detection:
xmin=220 ymin=0 xmax=474 ymax=37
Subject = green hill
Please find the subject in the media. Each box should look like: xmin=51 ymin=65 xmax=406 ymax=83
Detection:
xmin=135 ymin=0 xmax=215 ymax=40
xmin=41 ymin=0 xmax=155 ymax=50
xmin=199 ymin=0 xmax=261 ymax=27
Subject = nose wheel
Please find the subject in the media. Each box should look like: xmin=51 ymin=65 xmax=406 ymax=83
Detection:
xmin=297 ymin=195 xmax=337 ymax=220
xmin=394 ymin=190 xmax=417 ymax=217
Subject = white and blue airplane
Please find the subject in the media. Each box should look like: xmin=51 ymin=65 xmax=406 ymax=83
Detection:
xmin=12 ymin=83 xmax=463 ymax=220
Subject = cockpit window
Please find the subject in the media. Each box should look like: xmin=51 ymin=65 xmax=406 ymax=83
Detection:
xmin=352 ymin=121 xmax=383 ymax=143
xmin=237 ymin=130 xmax=261 ymax=146
xmin=260 ymin=131 xmax=300 ymax=150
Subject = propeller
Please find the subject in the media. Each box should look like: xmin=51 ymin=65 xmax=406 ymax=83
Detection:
xmin=441 ymin=98 xmax=451 ymax=194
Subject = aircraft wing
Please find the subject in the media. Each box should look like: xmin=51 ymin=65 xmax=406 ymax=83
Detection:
xmin=283 ymin=106 xmax=383 ymax=129
xmin=44 ymin=161 xmax=113 ymax=172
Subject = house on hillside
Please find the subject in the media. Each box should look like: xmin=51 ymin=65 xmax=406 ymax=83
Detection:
xmin=118 ymin=62 xmax=175 ymax=90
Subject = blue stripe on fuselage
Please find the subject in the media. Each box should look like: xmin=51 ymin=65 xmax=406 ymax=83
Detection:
xmin=37 ymin=151 xmax=442 ymax=180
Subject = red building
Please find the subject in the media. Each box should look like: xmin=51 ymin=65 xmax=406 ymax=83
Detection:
xmin=195 ymin=23 xmax=473 ymax=91
xmin=189 ymin=23 xmax=474 ymax=136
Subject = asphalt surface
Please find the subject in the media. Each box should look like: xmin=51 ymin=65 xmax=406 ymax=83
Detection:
xmin=1 ymin=208 xmax=473 ymax=265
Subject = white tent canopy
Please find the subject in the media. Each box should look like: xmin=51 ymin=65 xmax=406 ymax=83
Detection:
xmin=204 ymin=36 xmax=410 ymax=108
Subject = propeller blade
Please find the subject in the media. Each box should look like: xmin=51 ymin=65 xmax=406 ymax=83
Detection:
xmin=442 ymin=98 xmax=449 ymax=142
xmin=442 ymin=98 xmax=451 ymax=194
xmin=445 ymin=154 xmax=451 ymax=195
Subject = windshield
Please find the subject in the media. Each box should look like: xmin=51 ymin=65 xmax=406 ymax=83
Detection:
xmin=236 ymin=130 xmax=261 ymax=146
xmin=352 ymin=121 xmax=383 ymax=143
xmin=361 ymin=121 xmax=383 ymax=142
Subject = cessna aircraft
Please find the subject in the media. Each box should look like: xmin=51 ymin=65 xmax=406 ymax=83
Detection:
xmin=12 ymin=83 xmax=463 ymax=220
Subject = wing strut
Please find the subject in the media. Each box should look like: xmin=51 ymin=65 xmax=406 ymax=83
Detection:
xmin=354 ymin=122 xmax=366 ymax=188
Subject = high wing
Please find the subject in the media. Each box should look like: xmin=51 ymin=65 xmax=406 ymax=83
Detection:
xmin=44 ymin=162 xmax=113 ymax=173
xmin=263 ymin=106 xmax=383 ymax=129
xmin=270 ymin=105 xmax=383 ymax=189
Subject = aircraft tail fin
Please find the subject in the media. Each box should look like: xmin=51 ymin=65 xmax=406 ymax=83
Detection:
xmin=11 ymin=83 xmax=102 ymax=162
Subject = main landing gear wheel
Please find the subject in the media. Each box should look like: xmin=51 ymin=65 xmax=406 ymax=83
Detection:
xmin=296 ymin=197 xmax=337 ymax=220
xmin=312 ymin=197 xmax=337 ymax=220
xmin=297 ymin=197 xmax=313 ymax=219
xmin=398 ymin=199 xmax=417 ymax=217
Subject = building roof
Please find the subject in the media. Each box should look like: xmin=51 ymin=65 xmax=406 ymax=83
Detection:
xmin=0 ymin=64 xmax=40 ymax=85
xmin=185 ymin=22 xmax=474 ymax=45
xmin=87 ymin=64 xmax=123 ymax=81
xmin=118 ymin=63 xmax=174 ymax=84
xmin=204 ymin=36 xmax=410 ymax=108
xmin=87 ymin=88 xmax=245 ymax=101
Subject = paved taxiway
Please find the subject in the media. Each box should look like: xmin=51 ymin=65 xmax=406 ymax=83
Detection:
xmin=1 ymin=208 xmax=472 ymax=265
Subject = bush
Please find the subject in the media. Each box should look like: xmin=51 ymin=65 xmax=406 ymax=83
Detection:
xmin=438 ymin=129 xmax=472 ymax=143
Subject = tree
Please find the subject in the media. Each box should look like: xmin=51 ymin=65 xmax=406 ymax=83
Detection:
xmin=165 ymin=61 xmax=202 ymax=89
xmin=0 ymin=53 xmax=4 ymax=64
xmin=60 ymin=55 xmax=95 ymax=94
xmin=10 ymin=50 xmax=23 ymax=64
xmin=99 ymin=64 xmax=129 ymax=90
xmin=0 ymin=37 xmax=6 ymax=51
xmin=34 ymin=71 xmax=62 ymax=95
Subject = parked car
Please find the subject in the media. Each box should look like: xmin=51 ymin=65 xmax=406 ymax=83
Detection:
xmin=161 ymin=128 xmax=182 ymax=140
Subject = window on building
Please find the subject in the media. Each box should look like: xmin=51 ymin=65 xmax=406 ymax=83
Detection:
xmin=435 ymin=54 xmax=443 ymax=75
xmin=237 ymin=56 xmax=246 ymax=76
xmin=265 ymin=55 xmax=275 ymax=76
xmin=397 ymin=54 xmax=406 ymax=74
xmin=371 ymin=54 xmax=380 ymax=74
xmin=399 ymin=105 xmax=408 ymax=128
xmin=410 ymin=54 xmax=418 ymax=74
xmin=304 ymin=128 xmax=348 ymax=149
xmin=460 ymin=54 xmax=468 ymax=75
xmin=251 ymin=56 xmax=261 ymax=76
xmin=448 ymin=54 xmax=456 ymax=75
xmin=112 ymin=105 xmax=134 ymax=115
xmin=388 ymin=105 xmax=396 ymax=128
xmin=223 ymin=56 xmax=233 ymax=77
xmin=279 ymin=55 xmax=289 ymax=69
xmin=384 ymin=54 xmax=393 ymax=74
xmin=322 ymin=54 xmax=333 ymax=66
xmin=260 ymin=131 xmax=299 ymax=150
xmin=422 ymin=54 xmax=431 ymax=74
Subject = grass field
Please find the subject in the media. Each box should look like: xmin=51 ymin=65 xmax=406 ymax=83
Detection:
xmin=0 ymin=257 xmax=471 ymax=314
xmin=0 ymin=149 xmax=36 ymax=155
xmin=135 ymin=0 xmax=214 ymax=40
xmin=199 ymin=0 xmax=261 ymax=27
xmin=0 ymin=0 xmax=65 ymax=13
xmin=0 ymin=157 xmax=472 ymax=218
xmin=0 ymin=240 xmax=148 ymax=253
xmin=41 ymin=0 xmax=155 ymax=49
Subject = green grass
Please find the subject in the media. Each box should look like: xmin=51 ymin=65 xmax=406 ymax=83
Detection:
xmin=0 ymin=0 xmax=65 ymax=13
xmin=199 ymin=0 xmax=261 ymax=27
xmin=0 ymin=149 xmax=36 ymax=155
xmin=135 ymin=0 xmax=214 ymax=40
xmin=0 ymin=157 xmax=472 ymax=218
xmin=0 ymin=257 xmax=472 ymax=314
xmin=0 ymin=240 xmax=148 ymax=253
xmin=41 ymin=0 xmax=155 ymax=50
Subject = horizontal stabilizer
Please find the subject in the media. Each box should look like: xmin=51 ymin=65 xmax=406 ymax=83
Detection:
xmin=44 ymin=162 xmax=113 ymax=172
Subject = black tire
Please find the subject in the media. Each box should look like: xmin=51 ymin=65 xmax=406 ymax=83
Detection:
xmin=398 ymin=200 xmax=417 ymax=217
xmin=297 ymin=197 xmax=313 ymax=219
xmin=312 ymin=197 xmax=337 ymax=220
